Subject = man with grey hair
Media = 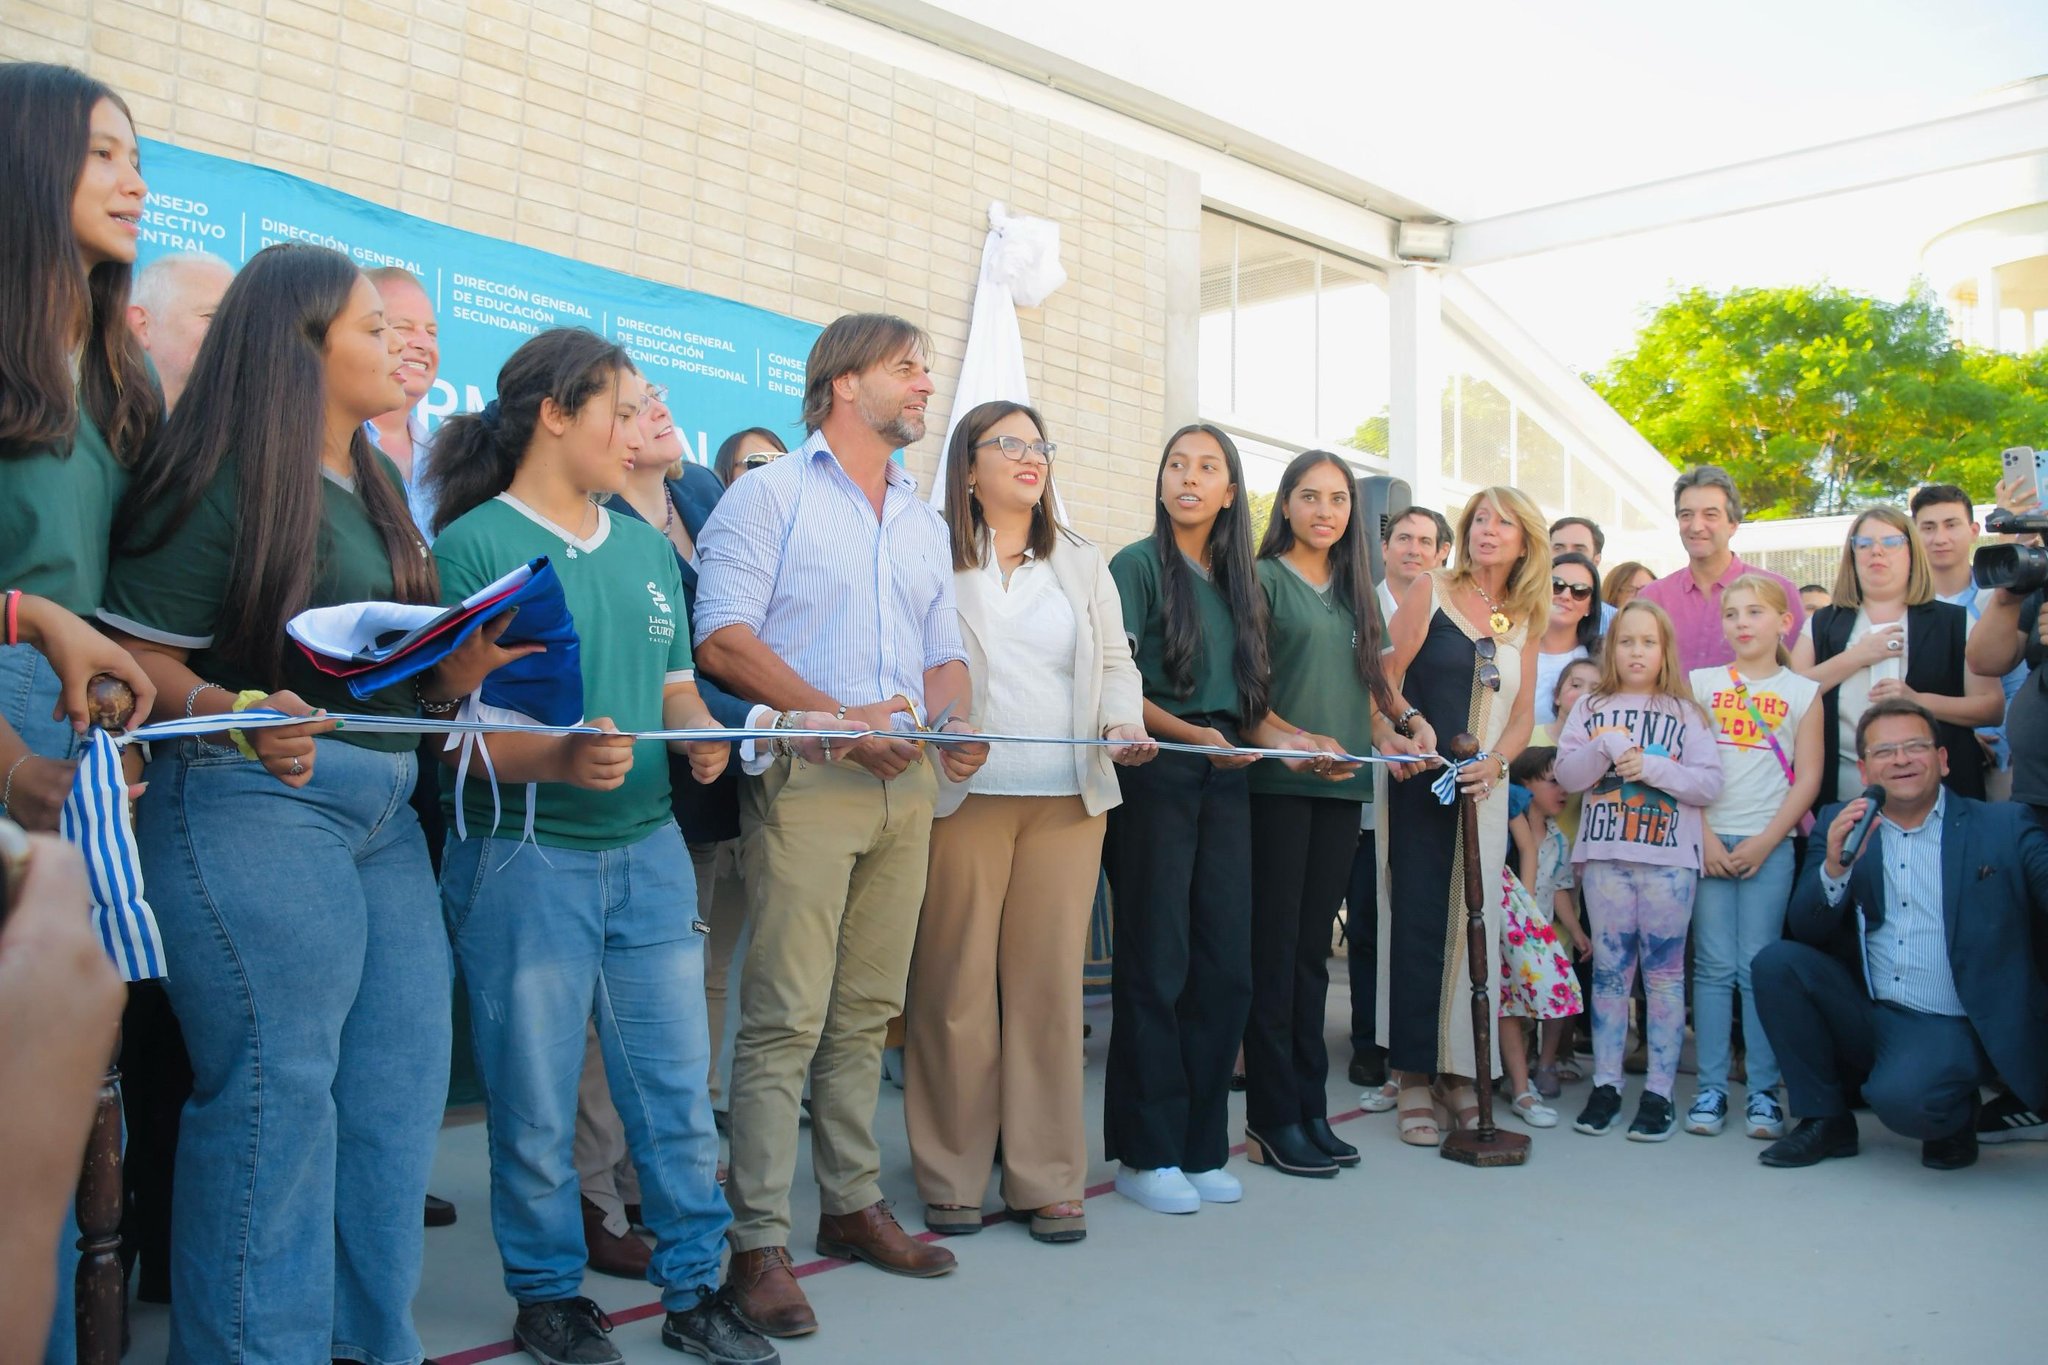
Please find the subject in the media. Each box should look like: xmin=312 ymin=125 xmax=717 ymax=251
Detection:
xmin=1635 ymin=464 xmax=1805 ymax=672
xmin=124 ymin=252 xmax=233 ymax=411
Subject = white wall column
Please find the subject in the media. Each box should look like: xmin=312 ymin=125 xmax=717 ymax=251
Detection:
xmin=1978 ymin=269 xmax=2004 ymax=351
xmin=1388 ymin=264 xmax=1445 ymax=512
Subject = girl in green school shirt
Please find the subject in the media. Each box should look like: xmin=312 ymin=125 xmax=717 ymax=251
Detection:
xmin=1102 ymin=424 xmax=1338 ymax=1215
xmin=1242 ymin=450 xmax=1406 ymax=1179
xmin=0 ymin=64 xmax=163 ymax=831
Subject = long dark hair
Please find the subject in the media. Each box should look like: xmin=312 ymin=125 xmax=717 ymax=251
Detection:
xmin=1550 ymin=550 xmax=1603 ymax=653
xmin=1151 ymin=423 xmax=1269 ymax=726
xmin=942 ymin=400 xmax=1070 ymax=570
xmin=713 ymin=425 xmax=788 ymax=485
xmin=0 ymin=63 xmax=159 ymax=463
xmin=1256 ymin=449 xmax=1395 ymax=715
xmin=428 ymin=327 xmax=634 ymax=535
xmin=116 ymin=243 xmax=435 ymax=678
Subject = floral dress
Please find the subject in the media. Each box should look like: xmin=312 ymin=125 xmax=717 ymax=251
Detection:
xmin=1500 ymin=819 xmax=1584 ymax=1021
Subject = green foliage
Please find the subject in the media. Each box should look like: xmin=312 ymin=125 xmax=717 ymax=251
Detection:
xmin=1246 ymin=489 xmax=1274 ymax=547
xmin=1589 ymin=283 xmax=2048 ymax=518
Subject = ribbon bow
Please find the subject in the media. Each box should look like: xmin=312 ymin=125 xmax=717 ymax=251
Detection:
xmin=1430 ymin=756 xmax=1478 ymax=807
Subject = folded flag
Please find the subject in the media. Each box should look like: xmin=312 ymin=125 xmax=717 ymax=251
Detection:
xmin=288 ymin=557 xmax=584 ymax=726
xmin=62 ymin=728 xmax=166 ymax=982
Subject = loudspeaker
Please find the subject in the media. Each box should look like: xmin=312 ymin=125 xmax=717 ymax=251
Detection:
xmin=1358 ymin=475 xmax=1411 ymax=588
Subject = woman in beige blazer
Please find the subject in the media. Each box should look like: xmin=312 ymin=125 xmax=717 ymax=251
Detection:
xmin=904 ymin=401 xmax=1153 ymax=1246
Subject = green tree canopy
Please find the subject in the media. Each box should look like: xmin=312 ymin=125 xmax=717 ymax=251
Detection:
xmin=1589 ymin=283 xmax=2048 ymax=518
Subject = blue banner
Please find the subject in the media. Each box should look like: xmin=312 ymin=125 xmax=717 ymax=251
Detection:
xmin=134 ymin=138 xmax=818 ymax=465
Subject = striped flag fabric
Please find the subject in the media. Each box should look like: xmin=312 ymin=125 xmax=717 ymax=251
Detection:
xmin=60 ymin=728 xmax=166 ymax=982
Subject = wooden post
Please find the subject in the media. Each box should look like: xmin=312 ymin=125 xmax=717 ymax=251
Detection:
xmin=1439 ymin=732 xmax=1530 ymax=1168
xmin=76 ymin=673 xmax=135 ymax=1364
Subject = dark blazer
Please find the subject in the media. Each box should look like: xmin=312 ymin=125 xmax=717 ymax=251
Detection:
xmin=609 ymin=462 xmax=746 ymax=843
xmin=1809 ymin=600 xmax=1983 ymax=805
xmin=1788 ymin=795 xmax=2048 ymax=1108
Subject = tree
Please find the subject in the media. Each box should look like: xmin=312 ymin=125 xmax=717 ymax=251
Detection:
xmin=1590 ymin=283 xmax=2047 ymax=518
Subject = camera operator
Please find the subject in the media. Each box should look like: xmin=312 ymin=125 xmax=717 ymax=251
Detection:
xmin=1966 ymin=546 xmax=2047 ymax=831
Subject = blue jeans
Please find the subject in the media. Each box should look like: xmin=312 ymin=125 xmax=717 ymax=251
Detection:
xmin=140 ymin=737 xmax=450 ymax=1365
xmin=444 ymin=821 xmax=729 ymax=1310
xmin=1692 ymin=832 xmax=1795 ymax=1094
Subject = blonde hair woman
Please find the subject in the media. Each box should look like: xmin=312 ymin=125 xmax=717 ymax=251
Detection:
xmin=1792 ymin=506 xmax=2002 ymax=807
xmin=1376 ymin=486 xmax=1549 ymax=1146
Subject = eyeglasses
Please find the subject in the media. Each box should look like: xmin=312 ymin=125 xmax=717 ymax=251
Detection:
xmin=1551 ymin=578 xmax=1595 ymax=601
xmin=1850 ymin=533 xmax=1908 ymax=551
xmin=974 ymin=435 xmax=1057 ymax=464
xmin=641 ymin=384 xmax=669 ymax=409
xmin=741 ymin=451 xmax=782 ymax=470
xmin=1864 ymin=737 xmax=1936 ymax=763
xmin=1474 ymin=635 xmax=1501 ymax=692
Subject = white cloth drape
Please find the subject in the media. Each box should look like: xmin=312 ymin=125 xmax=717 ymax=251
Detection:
xmin=929 ymin=201 xmax=1068 ymax=508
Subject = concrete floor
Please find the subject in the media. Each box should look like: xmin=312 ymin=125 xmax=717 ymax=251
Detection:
xmin=123 ymin=962 xmax=2046 ymax=1363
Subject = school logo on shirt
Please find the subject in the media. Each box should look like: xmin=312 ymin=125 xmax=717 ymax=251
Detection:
xmin=646 ymin=581 xmax=675 ymax=642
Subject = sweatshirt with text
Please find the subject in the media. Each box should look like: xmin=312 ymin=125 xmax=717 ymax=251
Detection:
xmin=1553 ymin=692 xmax=1724 ymax=873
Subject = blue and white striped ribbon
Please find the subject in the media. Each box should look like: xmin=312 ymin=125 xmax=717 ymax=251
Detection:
xmin=1430 ymin=756 xmax=1478 ymax=806
xmin=60 ymin=728 xmax=165 ymax=982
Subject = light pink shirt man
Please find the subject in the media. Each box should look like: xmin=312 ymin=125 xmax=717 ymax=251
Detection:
xmin=1634 ymin=466 xmax=1804 ymax=673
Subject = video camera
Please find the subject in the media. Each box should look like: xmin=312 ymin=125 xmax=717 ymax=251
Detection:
xmin=1972 ymin=508 xmax=2048 ymax=597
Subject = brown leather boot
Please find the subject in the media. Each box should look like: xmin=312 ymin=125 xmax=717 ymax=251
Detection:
xmin=726 ymin=1246 xmax=819 ymax=1338
xmin=816 ymin=1200 xmax=957 ymax=1278
xmin=580 ymin=1197 xmax=652 ymax=1279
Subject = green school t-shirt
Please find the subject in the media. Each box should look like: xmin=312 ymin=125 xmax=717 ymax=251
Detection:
xmin=1249 ymin=558 xmax=1376 ymax=802
xmin=0 ymin=407 xmax=128 ymax=615
xmin=432 ymin=495 xmax=694 ymax=850
xmin=1110 ymin=538 xmax=1240 ymax=722
xmin=100 ymin=457 xmax=422 ymax=752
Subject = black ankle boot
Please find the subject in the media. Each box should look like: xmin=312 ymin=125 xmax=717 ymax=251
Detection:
xmin=1245 ymin=1123 xmax=1339 ymax=1177
xmin=1303 ymin=1116 xmax=1360 ymax=1167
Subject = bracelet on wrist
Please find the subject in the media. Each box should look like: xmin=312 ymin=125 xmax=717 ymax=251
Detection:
xmin=1392 ymin=706 xmax=1422 ymax=737
xmin=416 ymin=678 xmax=460 ymax=718
xmin=3 ymin=590 xmax=20 ymax=648
xmin=1 ymin=752 xmax=31 ymax=815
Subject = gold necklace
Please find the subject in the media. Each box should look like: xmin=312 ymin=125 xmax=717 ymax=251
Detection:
xmin=1473 ymin=581 xmax=1511 ymax=637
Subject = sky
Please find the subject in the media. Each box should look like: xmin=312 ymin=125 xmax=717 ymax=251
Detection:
xmin=925 ymin=0 xmax=2048 ymax=369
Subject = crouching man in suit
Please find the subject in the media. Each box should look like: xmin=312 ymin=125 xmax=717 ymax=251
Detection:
xmin=1754 ymin=698 xmax=2048 ymax=1171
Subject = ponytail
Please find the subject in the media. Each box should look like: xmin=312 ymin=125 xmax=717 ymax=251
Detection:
xmin=426 ymin=327 xmax=633 ymax=536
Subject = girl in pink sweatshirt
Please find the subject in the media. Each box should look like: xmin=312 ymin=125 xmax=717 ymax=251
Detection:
xmin=1553 ymin=600 xmax=1723 ymax=1142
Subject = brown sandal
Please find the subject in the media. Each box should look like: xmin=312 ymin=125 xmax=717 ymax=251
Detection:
xmin=923 ymin=1203 xmax=983 ymax=1236
xmin=1397 ymin=1084 xmax=1443 ymax=1147
xmin=1008 ymin=1201 xmax=1086 ymax=1244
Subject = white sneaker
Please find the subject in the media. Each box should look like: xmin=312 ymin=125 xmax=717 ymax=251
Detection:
xmin=1183 ymin=1166 xmax=1243 ymax=1203
xmin=1115 ymin=1165 xmax=1200 ymax=1214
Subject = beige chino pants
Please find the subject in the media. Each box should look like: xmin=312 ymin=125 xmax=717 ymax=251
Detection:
xmin=724 ymin=756 xmax=938 ymax=1251
xmin=903 ymin=793 xmax=1105 ymax=1212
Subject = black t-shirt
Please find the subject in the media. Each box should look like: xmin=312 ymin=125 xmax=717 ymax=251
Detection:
xmin=2011 ymin=590 xmax=2046 ymax=807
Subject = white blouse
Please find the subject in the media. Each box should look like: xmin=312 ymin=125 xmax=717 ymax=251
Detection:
xmin=965 ymin=555 xmax=1082 ymax=798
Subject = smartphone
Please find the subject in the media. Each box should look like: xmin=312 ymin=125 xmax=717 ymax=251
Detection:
xmin=2002 ymin=446 xmax=2047 ymax=513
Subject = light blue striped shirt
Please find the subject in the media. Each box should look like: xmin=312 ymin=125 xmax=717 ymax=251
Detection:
xmin=693 ymin=428 xmax=964 ymax=712
xmin=1822 ymin=789 xmax=1965 ymax=1016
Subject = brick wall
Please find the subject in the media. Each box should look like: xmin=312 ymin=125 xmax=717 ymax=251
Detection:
xmin=2 ymin=0 xmax=1170 ymax=547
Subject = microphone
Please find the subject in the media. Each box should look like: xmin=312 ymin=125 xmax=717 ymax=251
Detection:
xmin=1839 ymin=783 xmax=1888 ymax=865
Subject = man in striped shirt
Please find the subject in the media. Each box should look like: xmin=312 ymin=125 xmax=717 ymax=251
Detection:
xmin=1752 ymin=699 xmax=2048 ymax=1172
xmin=694 ymin=314 xmax=986 ymax=1340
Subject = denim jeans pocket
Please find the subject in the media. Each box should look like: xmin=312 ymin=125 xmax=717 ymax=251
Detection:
xmin=442 ymin=841 xmax=492 ymax=940
xmin=181 ymin=735 xmax=252 ymax=768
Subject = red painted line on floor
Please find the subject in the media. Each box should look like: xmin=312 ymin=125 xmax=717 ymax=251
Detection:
xmin=433 ymin=1107 xmax=1375 ymax=1362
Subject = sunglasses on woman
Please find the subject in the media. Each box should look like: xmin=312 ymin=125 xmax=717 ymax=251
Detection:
xmin=1551 ymin=577 xmax=1595 ymax=601
xmin=741 ymin=451 xmax=782 ymax=470
xmin=1474 ymin=636 xmax=1501 ymax=692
